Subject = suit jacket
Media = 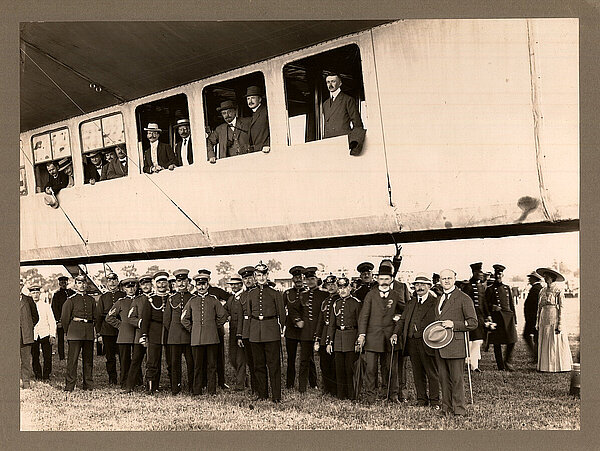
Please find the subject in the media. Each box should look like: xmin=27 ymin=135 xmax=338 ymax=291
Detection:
xmin=106 ymin=296 xmax=136 ymax=344
xmin=289 ymin=287 xmax=327 ymax=341
xmin=164 ymin=291 xmax=193 ymax=344
xmin=44 ymin=171 xmax=69 ymax=195
xmin=61 ymin=293 xmax=97 ymax=341
xmin=434 ymin=288 xmax=478 ymax=359
xmin=20 ymin=294 xmax=39 ymax=345
xmin=226 ymin=292 xmax=244 ymax=338
xmin=249 ymin=103 xmax=270 ymax=151
xmin=247 ymin=284 xmax=285 ymax=343
xmin=524 ymin=282 xmax=543 ymax=322
xmin=397 ymin=292 xmax=438 ymax=356
xmin=206 ymin=117 xmax=252 ymax=160
xmin=174 ymin=138 xmax=194 ymax=166
xmin=95 ymin=289 xmax=126 ymax=336
xmin=141 ymin=294 xmax=168 ymax=344
xmin=181 ymin=294 xmax=228 ymax=345
xmin=143 ymin=142 xmax=176 ymax=173
xmin=322 ymin=91 xmax=364 ymax=139
xmin=358 ymin=287 xmax=403 ymax=353
xmin=327 ymin=295 xmax=362 ymax=352
xmin=101 ymin=158 xmax=128 ymax=180
xmin=84 ymin=162 xmax=103 ymax=184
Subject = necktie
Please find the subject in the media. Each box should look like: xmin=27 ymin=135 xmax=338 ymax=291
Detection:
xmin=418 ymin=297 xmax=423 ymax=304
xmin=439 ymin=294 xmax=448 ymax=313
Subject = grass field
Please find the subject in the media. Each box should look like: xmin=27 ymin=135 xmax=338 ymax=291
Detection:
xmin=20 ymin=297 xmax=580 ymax=430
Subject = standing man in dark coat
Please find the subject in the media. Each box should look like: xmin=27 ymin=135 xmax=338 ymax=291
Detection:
xmin=142 ymin=123 xmax=176 ymax=174
xmin=248 ymin=262 xmax=286 ymax=403
xmin=20 ymin=279 xmax=39 ymax=389
xmin=206 ymin=100 xmax=252 ymax=163
xmin=51 ymin=275 xmax=73 ymax=361
xmin=356 ymin=262 xmax=404 ymax=403
xmin=289 ymin=267 xmax=327 ymax=393
xmin=430 ymin=269 xmax=478 ymax=416
xmin=314 ymin=274 xmax=339 ymax=396
xmin=61 ymin=275 xmax=97 ymax=392
xmin=173 ymin=119 xmax=194 ymax=167
xmin=353 ymin=262 xmax=377 ymax=302
xmin=237 ymin=266 xmax=259 ymax=394
xmin=460 ymin=262 xmax=489 ymax=373
xmin=283 ymin=265 xmax=306 ymax=389
xmin=95 ymin=271 xmax=125 ymax=385
xmin=246 ymin=86 xmax=270 ymax=153
xmin=485 ymin=264 xmax=518 ymax=371
xmin=523 ymin=271 xmax=543 ymax=363
xmin=394 ymin=274 xmax=440 ymax=408
xmin=225 ymin=276 xmax=247 ymax=391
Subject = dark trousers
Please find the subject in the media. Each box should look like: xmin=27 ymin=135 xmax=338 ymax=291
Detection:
xmin=20 ymin=343 xmax=34 ymax=384
xmin=229 ymin=333 xmax=247 ymax=390
xmin=146 ymin=343 xmax=162 ymax=383
xmin=118 ymin=343 xmax=133 ymax=387
xmin=125 ymin=344 xmax=146 ymax=390
xmin=163 ymin=330 xmax=172 ymax=387
xmin=319 ymin=347 xmax=337 ymax=395
xmin=101 ymin=334 xmax=119 ymax=383
xmin=334 ymin=351 xmax=357 ymax=400
xmin=365 ymin=350 xmax=398 ymax=402
xmin=251 ymin=340 xmax=281 ymax=401
xmin=170 ymin=344 xmax=194 ymax=394
xmin=31 ymin=335 xmax=52 ymax=379
xmin=523 ymin=319 xmax=538 ymax=361
xmin=493 ymin=343 xmax=515 ymax=370
xmin=192 ymin=344 xmax=218 ymax=395
xmin=65 ymin=340 xmax=93 ymax=391
xmin=56 ymin=327 xmax=65 ymax=360
xmin=285 ymin=337 xmax=299 ymax=388
xmin=298 ymin=340 xmax=317 ymax=392
xmin=435 ymin=352 xmax=466 ymax=415
xmin=406 ymin=337 xmax=440 ymax=406
xmin=202 ymin=333 xmax=226 ymax=388
xmin=243 ymin=338 xmax=257 ymax=393
xmin=397 ymin=354 xmax=409 ymax=399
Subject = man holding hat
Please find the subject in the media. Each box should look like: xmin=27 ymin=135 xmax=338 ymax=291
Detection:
xmin=61 ymin=274 xmax=98 ymax=391
xmin=289 ymin=267 xmax=327 ymax=393
xmin=429 ymin=269 xmax=477 ymax=416
xmin=95 ymin=272 xmax=125 ymax=385
xmin=206 ymin=100 xmax=251 ymax=163
xmin=142 ymin=123 xmax=176 ymax=174
xmin=173 ymin=119 xmax=194 ymax=167
xmin=461 ymin=262 xmax=490 ymax=373
xmin=485 ymin=264 xmax=518 ymax=371
xmin=106 ymin=277 xmax=139 ymax=388
xmin=247 ymin=262 xmax=286 ymax=402
xmin=354 ymin=262 xmax=377 ymax=302
xmin=225 ymin=276 xmax=248 ymax=390
xmin=314 ymin=274 xmax=339 ymax=396
xmin=523 ymin=270 xmax=543 ymax=362
xmin=394 ymin=274 xmax=440 ymax=408
xmin=52 ymin=276 xmax=74 ymax=361
xmin=283 ymin=265 xmax=307 ymax=389
xmin=83 ymin=150 xmax=105 ymax=185
xmin=164 ymin=269 xmax=194 ymax=395
xmin=237 ymin=265 xmax=259 ymax=393
xmin=356 ymin=261 xmax=404 ymax=403
xmin=246 ymin=86 xmax=270 ymax=153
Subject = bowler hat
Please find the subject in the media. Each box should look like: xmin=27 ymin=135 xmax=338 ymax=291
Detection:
xmin=216 ymin=100 xmax=237 ymax=112
xmin=536 ymin=267 xmax=565 ymax=283
xmin=377 ymin=263 xmax=394 ymax=277
xmin=245 ymin=86 xmax=264 ymax=98
xmin=423 ymin=321 xmax=454 ymax=349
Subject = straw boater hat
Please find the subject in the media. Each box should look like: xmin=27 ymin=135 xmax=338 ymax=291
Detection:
xmin=412 ymin=274 xmax=433 ymax=285
xmin=58 ymin=157 xmax=72 ymax=171
xmin=423 ymin=321 xmax=454 ymax=349
xmin=174 ymin=118 xmax=190 ymax=128
xmin=536 ymin=267 xmax=565 ymax=283
xmin=144 ymin=123 xmax=162 ymax=132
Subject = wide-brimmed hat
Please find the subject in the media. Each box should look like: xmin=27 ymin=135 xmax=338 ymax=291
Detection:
xmin=144 ymin=123 xmax=162 ymax=132
xmin=43 ymin=193 xmax=59 ymax=209
xmin=423 ymin=321 xmax=454 ymax=349
xmin=536 ymin=267 xmax=565 ymax=282
xmin=216 ymin=100 xmax=237 ymax=112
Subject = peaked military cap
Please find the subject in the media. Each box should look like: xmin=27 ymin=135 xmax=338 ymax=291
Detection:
xmin=356 ymin=262 xmax=374 ymax=273
xmin=289 ymin=265 xmax=305 ymax=276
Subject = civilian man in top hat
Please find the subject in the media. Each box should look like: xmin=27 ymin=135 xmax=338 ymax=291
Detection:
xmin=173 ymin=119 xmax=194 ymax=167
xmin=206 ymin=100 xmax=251 ymax=163
xmin=83 ymin=150 xmax=105 ymax=185
xmin=283 ymin=265 xmax=308 ymax=389
xmin=322 ymin=72 xmax=365 ymax=155
xmin=142 ymin=123 xmax=176 ymax=174
xmin=181 ymin=273 xmax=228 ymax=395
xmin=247 ymin=262 xmax=285 ymax=402
xmin=44 ymin=161 xmax=69 ymax=196
xmin=356 ymin=262 xmax=404 ymax=403
xmin=101 ymin=145 xmax=128 ymax=180
xmin=225 ymin=276 xmax=248 ymax=391
xmin=61 ymin=274 xmax=98 ymax=391
xmin=460 ymin=262 xmax=490 ymax=373
xmin=523 ymin=270 xmax=544 ymax=362
xmin=431 ymin=269 xmax=478 ymax=416
xmin=237 ymin=265 xmax=259 ymax=394
xmin=289 ymin=267 xmax=327 ymax=393
xmin=30 ymin=285 xmax=56 ymax=381
xmin=20 ymin=279 xmax=39 ymax=389
xmin=314 ymin=274 xmax=339 ymax=396
xmin=246 ymin=86 xmax=270 ymax=153
xmin=52 ymin=275 xmax=74 ymax=360
xmin=354 ymin=262 xmax=377 ymax=302
xmin=485 ymin=264 xmax=518 ymax=371
xmin=394 ymin=274 xmax=440 ymax=408
xmin=95 ymin=272 xmax=125 ymax=385
xmin=164 ymin=269 xmax=195 ymax=395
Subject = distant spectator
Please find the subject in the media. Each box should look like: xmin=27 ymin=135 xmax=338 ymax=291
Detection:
xmin=31 ymin=286 xmax=56 ymax=381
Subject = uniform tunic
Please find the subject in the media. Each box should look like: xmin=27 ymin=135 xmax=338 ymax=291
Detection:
xmin=181 ymin=294 xmax=228 ymax=345
xmin=327 ymin=295 xmax=362 ymax=352
xmin=106 ymin=296 xmax=136 ymax=344
xmin=461 ymin=278 xmax=489 ymax=341
xmin=96 ymin=290 xmax=125 ymax=336
xmin=61 ymin=293 xmax=97 ymax=341
xmin=485 ymin=282 xmax=518 ymax=344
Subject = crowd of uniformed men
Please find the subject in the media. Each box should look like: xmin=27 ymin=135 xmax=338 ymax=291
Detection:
xmin=21 ymin=250 xmax=543 ymax=417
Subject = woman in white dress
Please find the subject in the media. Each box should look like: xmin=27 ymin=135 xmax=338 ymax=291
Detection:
xmin=536 ymin=268 xmax=573 ymax=372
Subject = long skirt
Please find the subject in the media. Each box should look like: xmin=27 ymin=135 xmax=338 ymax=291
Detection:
xmin=537 ymin=306 xmax=573 ymax=372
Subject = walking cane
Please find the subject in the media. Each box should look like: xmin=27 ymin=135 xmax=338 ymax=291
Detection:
xmin=465 ymin=331 xmax=473 ymax=404
xmin=386 ymin=344 xmax=395 ymax=401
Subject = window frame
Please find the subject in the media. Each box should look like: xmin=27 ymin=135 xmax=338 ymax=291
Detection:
xmin=31 ymin=126 xmax=72 ymax=194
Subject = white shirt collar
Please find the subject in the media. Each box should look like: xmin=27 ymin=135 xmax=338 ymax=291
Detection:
xmin=251 ymin=104 xmax=261 ymax=113
xmin=229 ymin=118 xmax=237 ymax=129
xmin=331 ymin=88 xmax=341 ymax=100
xmin=443 ymin=287 xmax=456 ymax=295
xmin=418 ymin=293 xmax=429 ymax=303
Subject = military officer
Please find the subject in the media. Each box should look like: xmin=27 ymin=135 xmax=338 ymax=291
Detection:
xmin=353 ymin=262 xmax=377 ymax=302
xmin=95 ymin=272 xmax=126 ymax=385
xmin=51 ymin=275 xmax=74 ymax=360
xmin=164 ymin=269 xmax=195 ymax=395
xmin=61 ymin=274 xmax=97 ymax=392
xmin=248 ymin=262 xmax=286 ymax=402
xmin=225 ymin=276 xmax=247 ymax=391
xmin=106 ymin=277 xmax=138 ymax=388
xmin=283 ymin=265 xmax=308 ymax=389
xmin=460 ymin=262 xmax=490 ymax=372
xmin=313 ymin=273 xmax=339 ymax=396
xmin=485 ymin=264 xmax=518 ymax=371
xmin=237 ymin=265 xmax=259 ymax=394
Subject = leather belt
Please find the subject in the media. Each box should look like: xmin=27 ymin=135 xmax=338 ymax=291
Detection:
xmin=337 ymin=326 xmax=356 ymax=330
xmin=73 ymin=317 xmax=92 ymax=323
xmin=252 ymin=315 xmax=276 ymax=321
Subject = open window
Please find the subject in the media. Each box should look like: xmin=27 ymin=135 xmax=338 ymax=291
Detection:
xmin=31 ymin=127 xmax=73 ymax=193
xmin=135 ymin=94 xmax=190 ymax=173
xmin=80 ymin=112 xmax=127 ymax=183
xmin=283 ymin=44 xmax=365 ymax=145
xmin=203 ymin=72 xmax=269 ymax=161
